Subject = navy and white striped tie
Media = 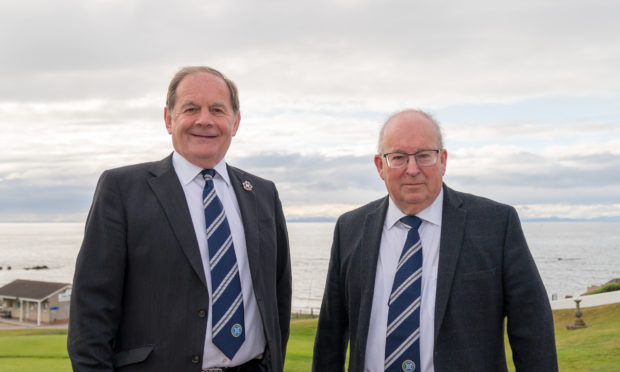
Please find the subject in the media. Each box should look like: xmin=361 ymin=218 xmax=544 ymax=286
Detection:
xmin=202 ymin=169 xmax=245 ymax=359
xmin=385 ymin=215 xmax=423 ymax=372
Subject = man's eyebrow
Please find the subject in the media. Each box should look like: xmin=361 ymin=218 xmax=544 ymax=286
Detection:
xmin=180 ymin=100 xmax=198 ymax=108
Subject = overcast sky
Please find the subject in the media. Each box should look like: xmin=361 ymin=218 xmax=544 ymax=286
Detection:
xmin=1 ymin=0 xmax=619 ymax=222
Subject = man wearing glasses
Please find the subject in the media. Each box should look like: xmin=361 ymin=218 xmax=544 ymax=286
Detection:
xmin=313 ymin=110 xmax=557 ymax=371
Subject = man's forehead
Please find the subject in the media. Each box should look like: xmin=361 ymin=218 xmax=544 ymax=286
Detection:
xmin=387 ymin=111 xmax=431 ymax=129
xmin=179 ymin=99 xmax=228 ymax=107
xmin=177 ymin=72 xmax=228 ymax=93
xmin=386 ymin=118 xmax=436 ymax=139
xmin=181 ymin=71 xmax=224 ymax=83
xmin=175 ymin=74 xmax=231 ymax=107
xmin=383 ymin=120 xmax=439 ymax=152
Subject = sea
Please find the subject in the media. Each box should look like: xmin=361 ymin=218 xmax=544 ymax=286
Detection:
xmin=1 ymin=222 xmax=619 ymax=314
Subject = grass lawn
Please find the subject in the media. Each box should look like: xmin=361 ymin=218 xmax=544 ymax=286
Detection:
xmin=505 ymin=302 xmax=620 ymax=372
xmin=283 ymin=318 xmax=317 ymax=371
xmin=0 ymin=328 xmax=71 ymax=372
xmin=1 ymin=302 xmax=618 ymax=371
xmin=550 ymin=302 xmax=620 ymax=372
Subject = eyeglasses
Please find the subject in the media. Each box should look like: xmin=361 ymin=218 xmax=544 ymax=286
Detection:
xmin=382 ymin=150 xmax=441 ymax=169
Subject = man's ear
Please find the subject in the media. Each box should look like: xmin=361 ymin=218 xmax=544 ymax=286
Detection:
xmin=231 ymin=112 xmax=241 ymax=136
xmin=164 ymin=107 xmax=172 ymax=134
xmin=374 ymin=154 xmax=386 ymax=181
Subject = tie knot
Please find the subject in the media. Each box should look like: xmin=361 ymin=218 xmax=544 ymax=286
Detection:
xmin=400 ymin=215 xmax=422 ymax=230
xmin=201 ymin=169 xmax=216 ymax=181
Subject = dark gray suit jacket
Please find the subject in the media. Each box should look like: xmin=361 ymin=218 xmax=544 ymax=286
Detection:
xmin=68 ymin=155 xmax=292 ymax=371
xmin=313 ymin=184 xmax=557 ymax=371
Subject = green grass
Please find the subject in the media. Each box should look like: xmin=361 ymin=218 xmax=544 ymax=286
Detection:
xmin=504 ymin=302 xmax=620 ymax=372
xmin=1 ymin=303 xmax=619 ymax=371
xmin=550 ymin=302 xmax=620 ymax=372
xmin=0 ymin=328 xmax=71 ymax=372
xmin=284 ymin=319 xmax=317 ymax=371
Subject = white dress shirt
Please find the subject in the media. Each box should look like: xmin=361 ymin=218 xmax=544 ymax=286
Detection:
xmin=172 ymin=152 xmax=265 ymax=368
xmin=364 ymin=189 xmax=443 ymax=372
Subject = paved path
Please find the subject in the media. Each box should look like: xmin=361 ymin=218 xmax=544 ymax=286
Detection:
xmin=2 ymin=292 xmax=619 ymax=329
xmin=550 ymin=290 xmax=620 ymax=310
xmin=0 ymin=317 xmax=68 ymax=330
xmin=0 ymin=319 xmax=22 ymax=330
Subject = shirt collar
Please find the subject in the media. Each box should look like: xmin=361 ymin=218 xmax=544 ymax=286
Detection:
xmin=385 ymin=188 xmax=444 ymax=229
xmin=171 ymin=151 xmax=230 ymax=187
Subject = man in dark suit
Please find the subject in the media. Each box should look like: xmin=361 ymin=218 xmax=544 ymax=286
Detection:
xmin=313 ymin=110 xmax=557 ymax=371
xmin=68 ymin=66 xmax=291 ymax=371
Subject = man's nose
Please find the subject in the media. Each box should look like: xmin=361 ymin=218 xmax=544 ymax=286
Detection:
xmin=196 ymin=109 xmax=214 ymax=125
xmin=405 ymin=156 xmax=421 ymax=175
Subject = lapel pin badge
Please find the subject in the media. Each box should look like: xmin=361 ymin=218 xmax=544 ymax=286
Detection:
xmin=242 ymin=180 xmax=253 ymax=191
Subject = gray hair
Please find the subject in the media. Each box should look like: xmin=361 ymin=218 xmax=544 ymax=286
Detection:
xmin=377 ymin=109 xmax=444 ymax=154
xmin=166 ymin=66 xmax=240 ymax=115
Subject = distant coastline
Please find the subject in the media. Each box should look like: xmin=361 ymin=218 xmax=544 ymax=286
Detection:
xmin=520 ymin=216 xmax=620 ymax=223
xmin=2 ymin=216 xmax=620 ymax=223
xmin=285 ymin=216 xmax=620 ymax=223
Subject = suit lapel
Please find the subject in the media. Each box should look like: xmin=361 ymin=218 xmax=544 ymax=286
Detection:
xmin=226 ymin=166 xmax=260 ymax=283
xmin=434 ymin=185 xmax=466 ymax=341
xmin=356 ymin=197 xmax=389 ymax=355
xmin=147 ymin=155 xmax=207 ymax=288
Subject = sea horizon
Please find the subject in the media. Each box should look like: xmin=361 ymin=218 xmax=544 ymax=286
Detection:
xmin=3 ymin=215 xmax=620 ymax=224
xmin=1 ymin=221 xmax=619 ymax=313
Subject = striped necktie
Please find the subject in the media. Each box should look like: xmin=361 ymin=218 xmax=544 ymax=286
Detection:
xmin=202 ymin=169 xmax=245 ymax=359
xmin=385 ymin=215 xmax=423 ymax=372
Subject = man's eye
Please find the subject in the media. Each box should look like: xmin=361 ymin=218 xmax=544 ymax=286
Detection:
xmin=184 ymin=107 xmax=197 ymax=113
xmin=392 ymin=155 xmax=405 ymax=161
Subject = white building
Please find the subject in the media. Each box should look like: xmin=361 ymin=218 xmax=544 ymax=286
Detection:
xmin=0 ymin=279 xmax=71 ymax=326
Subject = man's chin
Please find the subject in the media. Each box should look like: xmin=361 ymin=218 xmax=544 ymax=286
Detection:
xmin=183 ymin=152 xmax=222 ymax=169
xmin=395 ymin=195 xmax=431 ymax=214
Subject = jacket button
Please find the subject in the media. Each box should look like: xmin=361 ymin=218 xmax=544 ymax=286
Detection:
xmin=198 ymin=309 xmax=206 ymax=318
xmin=191 ymin=354 xmax=200 ymax=364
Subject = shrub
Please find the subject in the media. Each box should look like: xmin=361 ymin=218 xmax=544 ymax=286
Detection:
xmin=584 ymin=283 xmax=620 ymax=296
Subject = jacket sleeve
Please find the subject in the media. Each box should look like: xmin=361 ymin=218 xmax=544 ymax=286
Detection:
xmin=503 ymin=207 xmax=559 ymax=371
xmin=67 ymin=170 xmax=127 ymax=371
xmin=312 ymin=219 xmax=349 ymax=371
xmin=274 ymin=187 xmax=292 ymax=366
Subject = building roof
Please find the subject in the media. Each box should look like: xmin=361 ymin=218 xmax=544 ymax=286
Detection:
xmin=0 ymin=279 xmax=71 ymax=300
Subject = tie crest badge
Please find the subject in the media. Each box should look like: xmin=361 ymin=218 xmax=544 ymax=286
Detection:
xmin=231 ymin=323 xmax=243 ymax=337
xmin=402 ymin=360 xmax=416 ymax=371
xmin=242 ymin=180 xmax=253 ymax=191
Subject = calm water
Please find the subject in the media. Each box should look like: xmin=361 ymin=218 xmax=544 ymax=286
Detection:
xmin=1 ymin=222 xmax=619 ymax=313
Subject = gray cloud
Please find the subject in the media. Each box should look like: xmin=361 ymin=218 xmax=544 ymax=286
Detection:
xmin=3 ymin=1 xmax=619 ymax=104
xmin=0 ymin=181 xmax=93 ymax=221
xmin=446 ymin=151 xmax=620 ymax=205
xmin=1 ymin=146 xmax=619 ymax=222
xmin=233 ymin=152 xmax=385 ymax=205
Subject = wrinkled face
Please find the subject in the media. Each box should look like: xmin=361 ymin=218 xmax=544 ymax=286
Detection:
xmin=374 ymin=113 xmax=447 ymax=215
xmin=164 ymin=72 xmax=240 ymax=169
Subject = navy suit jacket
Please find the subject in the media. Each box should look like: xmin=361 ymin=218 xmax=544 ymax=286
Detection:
xmin=313 ymin=184 xmax=557 ymax=371
xmin=68 ymin=154 xmax=291 ymax=371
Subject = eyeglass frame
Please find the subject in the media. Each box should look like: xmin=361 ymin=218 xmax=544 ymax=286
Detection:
xmin=382 ymin=149 xmax=442 ymax=169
